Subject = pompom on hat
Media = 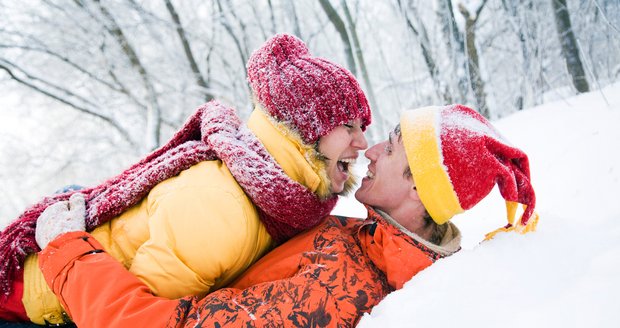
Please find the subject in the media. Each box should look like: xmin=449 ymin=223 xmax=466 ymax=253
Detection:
xmin=247 ymin=33 xmax=371 ymax=144
xmin=400 ymin=104 xmax=539 ymax=237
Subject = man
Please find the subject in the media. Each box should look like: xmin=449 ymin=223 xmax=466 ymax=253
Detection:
xmin=35 ymin=105 xmax=538 ymax=327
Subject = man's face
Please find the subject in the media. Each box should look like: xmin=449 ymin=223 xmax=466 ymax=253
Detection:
xmin=355 ymin=127 xmax=416 ymax=213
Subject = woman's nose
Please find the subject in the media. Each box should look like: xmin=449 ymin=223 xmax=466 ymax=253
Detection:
xmin=352 ymin=130 xmax=368 ymax=150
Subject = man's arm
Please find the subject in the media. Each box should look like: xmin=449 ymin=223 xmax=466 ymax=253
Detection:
xmin=40 ymin=231 xmax=344 ymax=327
xmin=39 ymin=231 xmax=179 ymax=328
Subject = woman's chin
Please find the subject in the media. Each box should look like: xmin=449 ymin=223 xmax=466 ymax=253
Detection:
xmin=330 ymin=184 xmax=344 ymax=195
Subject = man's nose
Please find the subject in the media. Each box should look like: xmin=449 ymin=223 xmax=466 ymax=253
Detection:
xmin=364 ymin=142 xmax=382 ymax=160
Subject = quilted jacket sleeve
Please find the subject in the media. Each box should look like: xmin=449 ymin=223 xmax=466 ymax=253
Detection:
xmin=129 ymin=186 xmax=266 ymax=299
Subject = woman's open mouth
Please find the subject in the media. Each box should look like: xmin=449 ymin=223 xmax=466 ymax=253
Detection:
xmin=337 ymin=158 xmax=355 ymax=174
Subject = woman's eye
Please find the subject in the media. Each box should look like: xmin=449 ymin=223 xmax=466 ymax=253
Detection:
xmin=344 ymin=124 xmax=354 ymax=128
xmin=384 ymin=144 xmax=392 ymax=154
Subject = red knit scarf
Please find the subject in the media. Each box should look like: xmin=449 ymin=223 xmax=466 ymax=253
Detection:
xmin=0 ymin=100 xmax=337 ymax=297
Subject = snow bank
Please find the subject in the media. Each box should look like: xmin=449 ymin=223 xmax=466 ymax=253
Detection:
xmin=354 ymin=83 xmax=620 ymax=327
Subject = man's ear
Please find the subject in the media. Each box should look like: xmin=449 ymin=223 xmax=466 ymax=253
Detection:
xmin=408 ymin=184 xmax=422 ymax=202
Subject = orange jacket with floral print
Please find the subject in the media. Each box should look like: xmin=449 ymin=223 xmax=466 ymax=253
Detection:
xmin=39 ymin=207 xmax=460 ymax=328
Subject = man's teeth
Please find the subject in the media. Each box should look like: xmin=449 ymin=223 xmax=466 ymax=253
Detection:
xmin=366 ymin=171 xmax=374 ymax=179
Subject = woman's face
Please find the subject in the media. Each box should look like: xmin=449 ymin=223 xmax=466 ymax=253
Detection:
xmin=317 ymin=118 xmax=368 ymax=194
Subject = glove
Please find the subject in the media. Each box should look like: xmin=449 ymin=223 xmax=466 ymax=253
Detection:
xmin=35 ymin=193 xmax=86 ymax=249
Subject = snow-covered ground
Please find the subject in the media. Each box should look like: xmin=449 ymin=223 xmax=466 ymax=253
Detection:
xmin=332 ymin=83 xmax=620 ymax=328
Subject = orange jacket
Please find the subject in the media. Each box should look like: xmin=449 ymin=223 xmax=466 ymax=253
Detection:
xmin=39 ymin=207 xmax=460 ymax=327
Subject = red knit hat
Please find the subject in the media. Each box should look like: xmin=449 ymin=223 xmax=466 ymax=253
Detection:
xmin=400 ymin=105 xmax=537 ymax=232
xmin=247 ymin=34 xmax=372 ymax=144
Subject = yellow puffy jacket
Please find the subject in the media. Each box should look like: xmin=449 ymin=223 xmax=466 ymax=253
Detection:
xmin=21 ymin=108 xmax=331 ymax=325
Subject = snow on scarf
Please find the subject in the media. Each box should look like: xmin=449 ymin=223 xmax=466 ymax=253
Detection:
xmin=0 ymin=100 xmax=337 ymax=296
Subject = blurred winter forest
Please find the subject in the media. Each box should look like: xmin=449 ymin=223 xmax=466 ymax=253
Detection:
xmin=1 ymin=0 xmax=619 ymax=223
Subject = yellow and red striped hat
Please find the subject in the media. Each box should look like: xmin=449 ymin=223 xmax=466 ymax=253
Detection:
xmin=400 ymin=105 xmax=537 ymax=231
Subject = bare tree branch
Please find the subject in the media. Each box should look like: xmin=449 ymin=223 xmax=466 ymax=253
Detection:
xmin=286 ymin=1 xmax=303 ymax=38
xmin=398 ymin=0 xmax=450 ymax=104
xmin=215 ymin=0 xmax=249 ymax=67
xmin=341 ymin=0 xmax=382 ymax=136
xmin=0 ymin=61 xmax=138 ymax=149
xmin=458 ymin=0 xmax=490 ymax=117
xmin=318 ymin=0 xmax=358 ymax=76
xmin=163 ymin=0 xmax=214 ymax=102
xmin=0 ymin=58 xmax=100 ymax=109
xmin=249 ymin=2 xmax=269 ymax=40
xmin=267 ymin=0 xmax=277 ymax=35
xmin=0 ymin=44 xmax=142 ymax=103
xmin=90 ymin=0 xmax=162 ymax=149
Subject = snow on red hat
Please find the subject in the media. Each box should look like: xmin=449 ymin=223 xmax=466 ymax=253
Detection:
xmin=246 ymin=34 xmax=371 ymax=144
xmin=400 ymin=104 xmax=537 ymax=230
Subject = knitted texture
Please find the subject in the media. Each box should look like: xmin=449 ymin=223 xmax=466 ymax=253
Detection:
xmin=247 ymin=33 xmax=371 ymax=144
xmin=400 ymin=104 xmax=536 ymax=226
xmin=0 ymin=100 xmax=336 ymax=297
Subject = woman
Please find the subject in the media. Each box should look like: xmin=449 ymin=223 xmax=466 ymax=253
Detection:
xmin=0 ymin=33 xmax=371 ymax=325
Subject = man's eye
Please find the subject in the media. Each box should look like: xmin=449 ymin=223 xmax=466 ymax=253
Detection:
xmin=384 ymin=144 xmax=392 ymax=154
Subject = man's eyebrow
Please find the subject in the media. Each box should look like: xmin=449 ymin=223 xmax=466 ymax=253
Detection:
xmin=388 ymin=132 xmax=393 ymax=145
xmin=393 ymin=125 xmax=403 ymax=143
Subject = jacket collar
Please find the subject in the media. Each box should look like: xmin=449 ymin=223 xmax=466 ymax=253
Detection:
xmin=358 ymin=206 xmax=461 ymax=289
xmin=247 ymin=108 xmax=331 ymax=199
xmin=374 ymin=209 xmax=462 ymax=257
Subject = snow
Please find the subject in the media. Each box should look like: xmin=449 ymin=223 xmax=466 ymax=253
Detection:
xmin=332 ymin=82 xmax=620 ymax=328
xmin=441 ymin=106 xmax=503 ymax=140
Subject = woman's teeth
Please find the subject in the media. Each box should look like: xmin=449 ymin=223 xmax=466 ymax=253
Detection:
xmin=337 ymin=158 xmax=355 ymax=173
xmin=366 ymin=171 xmax=374 ymax=179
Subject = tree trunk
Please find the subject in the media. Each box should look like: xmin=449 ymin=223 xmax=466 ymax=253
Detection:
xmin=164 ymin=0 xmax=213 ymax=102
xmin=550 ymin=0 xmax=590 ymax=93
xmin=286 ymin=1 xmax=303 ymax=39
xmin=501 ymin=0 xmax=534 ymax=110
xmin=317 ymin=0 xmax=357 ymax=76
xmin=92 ymin=0 xmax=162 ymax=150
xmin=400 ymin=0 xmax=451 ymax=103
xmin=215 ymin=0 xmax=249 ymax=73
xmin=341 ymin=0 xmax=380 ymax=116
xmin=267 ymin=0 xmax=277 ymax=35
xmin=436 ymin=0 xmax=468 ymax=102
xmin=458 ymin=1 xmax=490 ymax=118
